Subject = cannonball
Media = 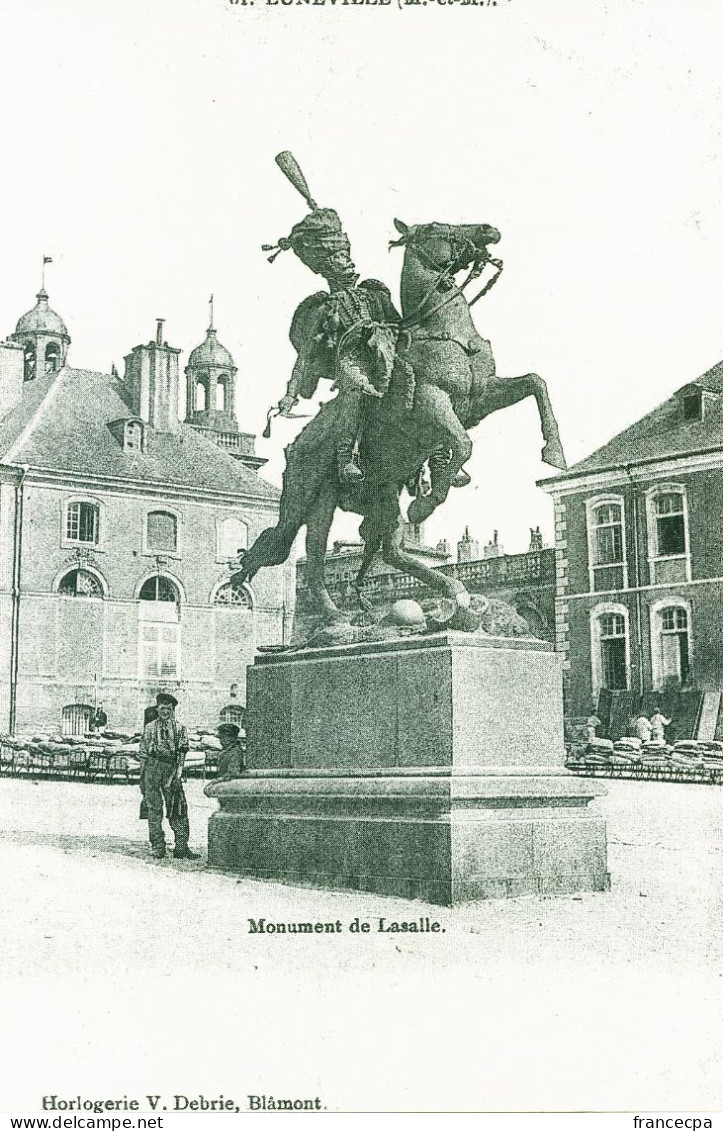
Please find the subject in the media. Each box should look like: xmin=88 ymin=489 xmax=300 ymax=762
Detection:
xmin=388 ymin=599 xmax=426 ymax=627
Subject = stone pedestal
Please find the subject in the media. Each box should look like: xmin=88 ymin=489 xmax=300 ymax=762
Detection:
xmin=206 ymin=633 xmax=608 ymax=905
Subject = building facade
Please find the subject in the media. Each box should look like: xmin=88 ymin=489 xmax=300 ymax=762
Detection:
xmin=541 ymin=364 xmax=723 ymax=734
xmin=0 ymin=290 xmax=292 ymax=736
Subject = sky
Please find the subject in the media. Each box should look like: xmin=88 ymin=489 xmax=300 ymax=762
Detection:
xmin=1 ymin=0 xmax=723 ymax=554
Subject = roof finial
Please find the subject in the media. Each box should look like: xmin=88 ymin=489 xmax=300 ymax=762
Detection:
xmin=209 ymin=294 xmax=214 ymax=332
xmin=41 ymin=255 xmax=52 ymax=293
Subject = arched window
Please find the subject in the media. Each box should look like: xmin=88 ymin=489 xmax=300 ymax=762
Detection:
xmin=146 ymin=510 xmax=178 ymax=554
xmin=45 ymin=342 xmax=61 ymax=373
xmin=216 ymin=375 xmax=228 ymax=411
xmin=195 ymin=380 xmax=207 ymax=411
xmin=220 ymin=704 xmax=245 ymax=727
xmin=57 ymin=568 xmax=104 ymax=598
xmin=23 ymin=343 xmax=36 ymax=382
xmin=139 ymin=574 xmax=180 ymax=603
xmin=216 ymin=517 xmax=248 ymax=562
xmin=214 ymin=582 xmax=253 ymax=608
xmin=591 ymin=605 xmax=630 ymax=694
xmin=586 ymin=497 xmax=627 ymax=592
xmin=646 ymin=485 xmax=690 ymax=584
xmin=61 ymin=703 xmax=93 ymax=737
xmin=651 ymin=601 xmax=692 ymax=688
xmin=138 ymin=574 xmax=181 ymax=678
xmin=65 ymin=501 xmax=100 ymax=545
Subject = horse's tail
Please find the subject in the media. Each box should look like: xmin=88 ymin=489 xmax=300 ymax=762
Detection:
xmin=234 ymin=521 xmax=301 ymax=584
xmin=232 ymin=409 xmax=339 ymax=584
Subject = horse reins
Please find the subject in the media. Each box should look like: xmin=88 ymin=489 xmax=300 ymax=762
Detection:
xmin=391 ymin=229 xmax=504 ymax=331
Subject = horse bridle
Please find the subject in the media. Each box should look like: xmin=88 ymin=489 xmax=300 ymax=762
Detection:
xmin=391 ymin=224 xmax=503 ymax=329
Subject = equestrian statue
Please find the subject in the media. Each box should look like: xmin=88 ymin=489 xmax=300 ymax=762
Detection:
xmin=232 ymin=153 xmax=567 ymax=636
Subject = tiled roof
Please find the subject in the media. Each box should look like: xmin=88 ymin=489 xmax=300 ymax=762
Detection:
xmin=551 ymin=359 xmax=723 ymax=480
xmin=0 ymin=366 xmax=279 ymax=501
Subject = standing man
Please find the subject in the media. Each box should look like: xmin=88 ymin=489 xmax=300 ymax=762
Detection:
xmin=91 ymin=703 xmax=108 ymax=735
xmin=634 ymin=713 xmax=653 ymax=745
xmin=650 ymin=707 xmax=672 ymax=743
xmin=214 ymin=722 xmax=247 ymax=781
xmin=139 ymin=692 xmax=200 ymax=860
xmin=585 ymin=711 xmax=602 ymax=745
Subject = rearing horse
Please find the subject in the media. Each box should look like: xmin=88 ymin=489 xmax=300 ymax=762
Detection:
xmin=232 ymin=219 xmax=567 ymax=631
xmin=388 ymin=218 xmax=566 ymax=525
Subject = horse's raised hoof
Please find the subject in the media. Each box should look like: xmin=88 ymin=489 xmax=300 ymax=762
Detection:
xmin=452 ymin=469 xmax=471 ymax=488
xmin=541 ymin=438 xmax=567 ymax=471
xmin=407 ymin=494 xmax=439 ymax=524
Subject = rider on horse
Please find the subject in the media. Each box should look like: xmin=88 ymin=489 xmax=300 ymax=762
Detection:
xmin=265 ymin=205 xmax=400 ymax=485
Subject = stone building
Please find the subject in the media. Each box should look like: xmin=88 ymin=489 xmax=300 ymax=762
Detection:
xmin=541 ymin=361 xmax=723 ymax=737
xmin=296 ymin=524 xmax=555 ymax=642
xmin=0 ymin=288 xmax=292 ymax=736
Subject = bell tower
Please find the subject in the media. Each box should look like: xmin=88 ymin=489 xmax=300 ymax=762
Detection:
xmin=184 ymin=298 xmax=238 ymax=434
xmin=11 ymin=262 xmax=70 ymax=381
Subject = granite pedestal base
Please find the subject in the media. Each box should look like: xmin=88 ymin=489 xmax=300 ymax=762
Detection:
xmin=206 ymin=633 xmax=608 ymax=905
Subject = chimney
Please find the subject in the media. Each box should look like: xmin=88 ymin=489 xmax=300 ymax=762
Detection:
xmin=483 ymin=530 xmax=502 ymax=559
xmin=528 ymin=525 xmax=544 ymax=552
xmin=457 ymin=526 xmax=480 ymax=563
xmin=0 ymin=340 xmax=25 ymax=421
xmin=402 ymin=520 xmax=424 ymax=546
xmin=123 ymin=320 xmax=181 ymax=434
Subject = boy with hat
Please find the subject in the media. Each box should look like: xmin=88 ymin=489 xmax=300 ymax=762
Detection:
xmin=138 ymin=692 xmax=200 ymax=860
xmin=215 ymin=721 xmax=247 ymax=782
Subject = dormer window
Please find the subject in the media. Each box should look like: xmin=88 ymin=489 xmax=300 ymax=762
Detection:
xmin=682 ymin=390 xmax=702 ymax=422
xmin=107 ymin=417 xmax=145 ymax=452
xmin=125 ymin=420 xmax=143 ymax=452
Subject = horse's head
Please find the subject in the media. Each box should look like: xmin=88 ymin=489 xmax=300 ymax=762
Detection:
xmin=392 ymin=219 xmax=501 ymax=275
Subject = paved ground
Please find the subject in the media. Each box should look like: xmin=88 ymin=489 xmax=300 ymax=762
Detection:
xmin=1 ymin=775 xmax=722 ymax=1113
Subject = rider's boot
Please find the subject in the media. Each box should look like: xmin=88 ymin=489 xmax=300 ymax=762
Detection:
xmin=452 ymin=468 xmax=471 ymax=488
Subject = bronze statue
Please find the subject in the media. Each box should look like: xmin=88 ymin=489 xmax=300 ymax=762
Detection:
xmin=234 ymin=154 xmax=567 ymax=636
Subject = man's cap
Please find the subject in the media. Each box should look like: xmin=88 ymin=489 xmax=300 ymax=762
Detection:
xmin=263 ymin=208 xmax=355 ymax=276
xmin=218 ymin=723 xmax=240 ymax=738
xmin=156 ymin=692 xmax=178 ymax=707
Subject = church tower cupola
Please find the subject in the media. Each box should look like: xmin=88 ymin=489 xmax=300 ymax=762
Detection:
xmin=11 ymin=261 xmax=70 ymax=381
xmin=185 ymin=297 xmax=239 ymax=433
xmin=184 ymin=298 xmax=265 ymax=471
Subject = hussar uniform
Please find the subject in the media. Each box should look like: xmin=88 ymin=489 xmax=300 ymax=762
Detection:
xmin=267 ymin=207 xmax=400 ymax=484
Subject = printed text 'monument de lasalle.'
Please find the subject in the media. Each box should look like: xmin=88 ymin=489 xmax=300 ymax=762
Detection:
xmin=247 ymin=917 xmax=444 ymax=934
